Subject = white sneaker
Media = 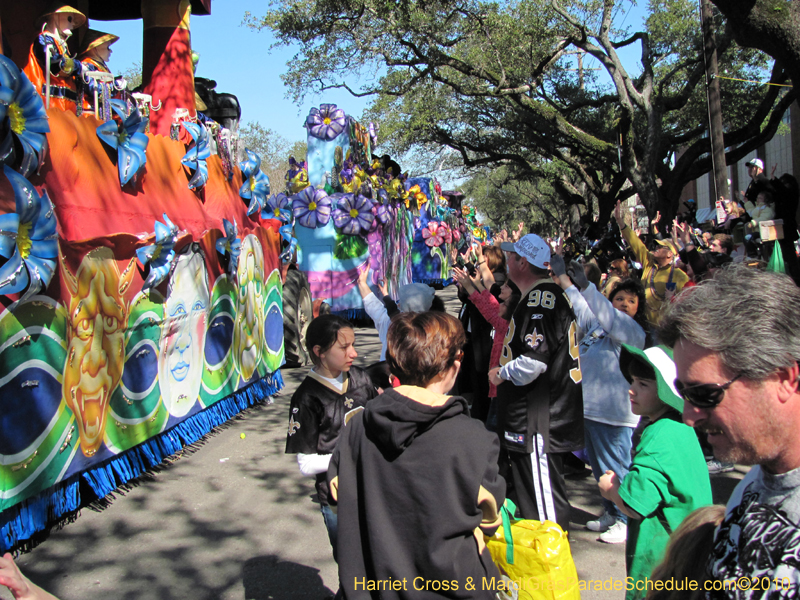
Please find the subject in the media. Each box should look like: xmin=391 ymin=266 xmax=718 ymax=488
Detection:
xmin=599 ymin=520 xmax=627 ymax=544
xmin=586 ymin=512 xmax=615 ymax=532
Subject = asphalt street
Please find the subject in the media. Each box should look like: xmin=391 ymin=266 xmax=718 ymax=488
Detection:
xmin=2 ymin=285 xmax=745 ymax=600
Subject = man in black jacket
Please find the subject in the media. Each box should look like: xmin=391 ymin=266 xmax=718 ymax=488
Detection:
xmin=489 ymin=234 xmax=583 ymax=532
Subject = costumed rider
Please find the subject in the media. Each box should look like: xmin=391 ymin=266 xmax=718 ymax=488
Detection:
xmin=488 ymin=234 xmax=583 ymax=533
xmin=78 ymin=30 xmax=125 ymax=119
xmin=23 ymin=2 xmax=86 ymax=114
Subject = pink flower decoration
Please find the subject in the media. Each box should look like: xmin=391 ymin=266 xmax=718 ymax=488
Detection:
xmin=422 ymin=222 xmax=445 ymax=247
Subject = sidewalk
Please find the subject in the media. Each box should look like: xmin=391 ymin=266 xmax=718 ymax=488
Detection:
xmin=2 ymin=285 xmax=745 ymax=600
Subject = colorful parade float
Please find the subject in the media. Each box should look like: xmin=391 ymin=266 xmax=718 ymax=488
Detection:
xmin=0 ymin=0 xmax=286 ymax=553
xmin=270 ymin=103 xmax=486 ymax=366
xmin=0 ymin=0 xmax=489 ymax=554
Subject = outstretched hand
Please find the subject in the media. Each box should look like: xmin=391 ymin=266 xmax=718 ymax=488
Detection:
xmin=613 ymin=200 xmax=625 ymax=228
xmin=356 ymin=265 xmax=372 ymax=299
xmin=377 ymin=277 xmax=389 ymax=297
xmin=567 ymin=260 xmax=590 ymax=291
xmin=453 ymin=267 xmax=476 ymax=293
xmin=549 ymin=253 xmax=567 ymax=277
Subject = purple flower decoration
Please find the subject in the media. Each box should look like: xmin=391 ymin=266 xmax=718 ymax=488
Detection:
xmin=306 ymin=104 xmax=347 ymax=141
xmin=333 ymin=193 xmax=374 ymax=236
xmin=372 ymin=194 xmax=390 ymax=226
xmin=262 ymin=193 xmax=292 ymax=224
xmin=292 ymin=187 xmax=331 ymax=229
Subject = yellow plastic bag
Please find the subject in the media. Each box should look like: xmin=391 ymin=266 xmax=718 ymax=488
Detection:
xmin=485 ymin=499 xmax=581 ymax=600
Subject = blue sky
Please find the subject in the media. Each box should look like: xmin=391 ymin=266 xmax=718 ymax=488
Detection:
xmin=96 ymin=0 xmax=648 ymax=163
xmin=98 ymin=0 xmax=370 ymax=144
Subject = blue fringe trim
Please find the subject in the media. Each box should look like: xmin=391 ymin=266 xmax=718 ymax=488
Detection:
xmin=0 ymin=372 xmax=283 ymax=554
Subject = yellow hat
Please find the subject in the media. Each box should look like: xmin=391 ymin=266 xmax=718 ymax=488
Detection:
xmin=79 ymin=30 xmax=120 ymax=57
xmin=655 ymin=239 xmax=679 ymax=255
xmin=41 ymin=3 xmax=87 ymax=29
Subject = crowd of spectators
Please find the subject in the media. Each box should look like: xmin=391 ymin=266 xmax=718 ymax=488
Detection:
xmin=5 ymin=180 xmax=800 ymax=600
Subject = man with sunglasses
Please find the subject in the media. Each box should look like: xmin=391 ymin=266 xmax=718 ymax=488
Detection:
xmin=661 ymin=264 xmax=800 ymax=596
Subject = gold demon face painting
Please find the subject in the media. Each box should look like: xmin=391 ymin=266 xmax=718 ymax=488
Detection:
xmin=233 ymin=234 xmax=265 ymax=382
xmin=61 ymin=247 xmax=135 ymax=456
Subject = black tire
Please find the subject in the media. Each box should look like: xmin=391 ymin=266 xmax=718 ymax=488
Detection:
xmin=283 ymin=269 xmax=313 ymax=367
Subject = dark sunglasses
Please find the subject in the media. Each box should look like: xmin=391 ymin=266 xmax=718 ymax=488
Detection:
xmin=673 ymin=373 xmax=742 ymax=408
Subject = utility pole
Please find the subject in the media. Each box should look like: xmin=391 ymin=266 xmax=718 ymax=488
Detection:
xmin=564 ymin=50 xmax=600 ymax=92
xmin=699 ymin=0 xmax=730 ymax=202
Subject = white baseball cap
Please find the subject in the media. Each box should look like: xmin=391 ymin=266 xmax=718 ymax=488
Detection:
xmin=500 ymin=234 xmax=551 ymax=269
xmin=746 ymin=158 xmax=764 ymax=170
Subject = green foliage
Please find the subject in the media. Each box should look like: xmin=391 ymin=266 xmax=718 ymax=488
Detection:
xmin=251 ymin=0 xmax=795 ymax=221
xmin=459 ymin=164 xmax=573 ymax=233
xmin=119 ymin=61 xmax=142 ymax=91
xmin=238 ymin=121 xmax=306 ymax=193
xmin=334 ymin=233 xmax=369 ymax=259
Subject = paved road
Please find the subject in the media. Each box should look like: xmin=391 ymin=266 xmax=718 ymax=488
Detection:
xmin=2 ymin=285 xmax=745 ymax=600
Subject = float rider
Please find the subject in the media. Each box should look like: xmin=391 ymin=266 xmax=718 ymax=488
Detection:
xmin=78 ymin=30 xmax=124 ymax=119
xmin=23 ymin=2 xmax=86 ymax=114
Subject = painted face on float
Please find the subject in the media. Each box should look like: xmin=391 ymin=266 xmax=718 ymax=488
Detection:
xmin=233 ymin=234 xmax=265 ymax=382
xmin=158 ymin=250 xmax=209 ymax=417
xmin=62 ymin=248 xmax=135 ymax=456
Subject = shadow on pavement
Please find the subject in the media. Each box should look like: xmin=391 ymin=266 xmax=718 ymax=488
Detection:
xmin=242 ymin=555 xmax=333 ymax=600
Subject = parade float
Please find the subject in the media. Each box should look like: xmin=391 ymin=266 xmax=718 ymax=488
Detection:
xmin=0 ymin=0 xmax=286 ymax=553
xmin=268 ymin=103 xmax=485 ymax=367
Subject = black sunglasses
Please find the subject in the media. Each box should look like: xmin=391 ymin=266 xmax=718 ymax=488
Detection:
xmin=673 ymin=373 xmax=742 ymax=409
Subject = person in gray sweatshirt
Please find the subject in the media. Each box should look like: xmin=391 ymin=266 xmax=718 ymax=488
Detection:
xmin=550 ymin=253 xmax=647 ymax=544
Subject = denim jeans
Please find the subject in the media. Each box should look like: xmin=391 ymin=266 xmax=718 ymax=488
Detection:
xmin=584 ymin=419 xmax=634 ymax=524
xmin=320 ymin=503 xmax=338 ymax=563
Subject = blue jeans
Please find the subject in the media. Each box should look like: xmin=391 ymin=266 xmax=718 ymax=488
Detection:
xmin=320 ymin=504 xmax=338 ymax=563
xmin=584 ymin=419 xmax=634 ymax=524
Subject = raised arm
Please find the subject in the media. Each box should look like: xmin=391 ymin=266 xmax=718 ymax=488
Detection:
xmin=615 ymin=201 xmax=653 ymax=268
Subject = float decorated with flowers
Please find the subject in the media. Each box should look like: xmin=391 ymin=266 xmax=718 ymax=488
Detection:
xmin=278 ymin=103 xmax=476 ymax=333
xmin=0 ymin=1 xmax=285 ymax=553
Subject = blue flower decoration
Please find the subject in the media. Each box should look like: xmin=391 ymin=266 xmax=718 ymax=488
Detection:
xmin=0 ymin=166 xmax=58 ymax=302
xmin=215 ymin=218 xmax=241 ymax=277
xmin=96 ymin=99 xmax=149 ymax=187
xmin=136 ymin=213 xmax=178 ymax=292
xmin=262 ymin=193 xmax=292 ymax=224
xmin=181 ymin=122 xmax=210 ymax=190
xmin=279 ymin=224 xmax=297 ymax=262
xmin=239 ymin=148 xmax=270 ymax=216
xmin=0 ymin=55 xmax=50 ymax=178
